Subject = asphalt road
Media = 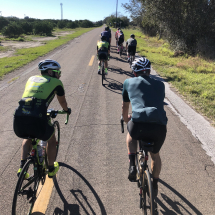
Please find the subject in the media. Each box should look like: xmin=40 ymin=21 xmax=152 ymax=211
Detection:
xmin=0 ymin=27 xmax=215 ymax=215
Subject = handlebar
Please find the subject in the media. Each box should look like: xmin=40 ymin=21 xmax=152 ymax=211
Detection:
xmin=121 ymin=115 xmax=124 ymax=133
xmin=47 ymin=109 xmax=70 ymax=125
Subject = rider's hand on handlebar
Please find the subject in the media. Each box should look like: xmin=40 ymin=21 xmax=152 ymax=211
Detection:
xmin=128 ymin=115 xmax=132 ymax=122
xmin=64 ymin=108 xmax=71 ymax=115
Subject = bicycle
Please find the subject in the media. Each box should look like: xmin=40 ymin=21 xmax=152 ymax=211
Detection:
xmin=12 ymin=109 xmax=69 ymax=215
xmin=101 ymin=60 xmax=105 ymax=85
xmin=128 ymin=53 xmax=135 ymax=68
xmin=119 ymin=44 xmax=123 ymax=57
xmin=121 ymin=116 xmax=156 ymax=215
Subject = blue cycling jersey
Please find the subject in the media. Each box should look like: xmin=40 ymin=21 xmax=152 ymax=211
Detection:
xmin=122 ymin=76 xmax=168 ymax=125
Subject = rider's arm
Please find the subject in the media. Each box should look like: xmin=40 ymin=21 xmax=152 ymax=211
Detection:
xmin=57 ymin=95 xmax=69 ymax=111
xmin=122 ymin=101 xmax=130 ymax=123
xmin=122 ymin=79 xmax=131 ymax=123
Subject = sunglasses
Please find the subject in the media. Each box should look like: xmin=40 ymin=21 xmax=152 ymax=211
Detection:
xmin=52 ymin=70 xmax=61 ymax=76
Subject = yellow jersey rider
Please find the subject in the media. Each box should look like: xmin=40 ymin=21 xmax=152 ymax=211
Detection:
xmin=14 ymin=59 xmax=71 ymax=178
xmin=97 ymin=35 xmax=110 ymax=75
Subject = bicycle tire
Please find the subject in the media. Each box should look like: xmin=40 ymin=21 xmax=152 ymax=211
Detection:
xmin=53 ymin=121 xmax=60 ymax=160
xmin=102 ymin=61 xmax=105 ymax=85
xmin=142 ymin=170 xmax=155 ymax=215
xmin=12 ymin=159 xmax=40 ymax=215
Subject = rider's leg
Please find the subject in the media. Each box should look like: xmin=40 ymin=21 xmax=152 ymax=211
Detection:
xmin=149 ymin=152 xmax=161 ymax=196
xmin=47 ymin=133 xmax=59 ymax=177
xmin=127 ymin=132 xmax=137 ymax=165
xmin=104 ymin=60 xmax=108 ymax=75
xmin=47 ymin=133 xmax=56 ymax=166
xmin=126 ymin=132 xmax=137 ymax=180
xmin=21 ymin=139 xmax=32 ymax=160
xmin=150 ymin=152 xmax=161 ymax=178
xmin=17 ymin=139 xmax=32 ymax=177
xmin=98 ymin=60 xmax=101 ymax=74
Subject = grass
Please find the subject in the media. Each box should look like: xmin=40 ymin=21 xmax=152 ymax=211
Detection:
xmin=0 ymin=28 xmax=94 ymax=78
xmin=119 ymin=28 xmax=215 ymax=124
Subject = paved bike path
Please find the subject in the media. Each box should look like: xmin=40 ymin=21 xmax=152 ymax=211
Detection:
xmin=0 ymin=27 xmax=215 ymax=214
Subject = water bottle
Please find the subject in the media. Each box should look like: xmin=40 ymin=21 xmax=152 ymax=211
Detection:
xmin=40 ymin=140 xmax=47 ymax=157
xmin=37 ymin=144 xmax=43 ymax=163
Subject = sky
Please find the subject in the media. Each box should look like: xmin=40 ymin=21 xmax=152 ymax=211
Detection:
xmin=0 ymin=0 xmax=131 ymax=22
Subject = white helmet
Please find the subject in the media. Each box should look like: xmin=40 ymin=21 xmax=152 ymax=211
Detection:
xmin=131 ymin=57 xmax=151 ymax=73
xmin=38 ymin=59 xmax=61 ymax=72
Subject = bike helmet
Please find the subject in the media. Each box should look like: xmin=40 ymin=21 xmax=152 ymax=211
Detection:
xmin=101 ymin=35 xmax=107 ymax=41
xmin=38 ymin=59 xmax=61 ymax=72
xmin=130 ymin=34 xmax=135 ymax=38
xmin=131 ymin=57 xmax=151 ymax=73
xmin=118 ymin=28 xmax=121 ymax=30
xmin=105 ymin=27 xmax=108 ymax=31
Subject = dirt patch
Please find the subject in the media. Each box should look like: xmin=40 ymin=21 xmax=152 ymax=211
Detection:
xmin=0 ymin=31 xmax=74 ymax=59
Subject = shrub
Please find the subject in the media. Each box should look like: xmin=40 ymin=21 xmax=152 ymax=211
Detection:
xmin=2 ymin=22 xmax=23 ymax=38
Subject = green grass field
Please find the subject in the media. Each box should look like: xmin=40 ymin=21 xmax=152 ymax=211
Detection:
xmin=120 ymin=28 xmax=215 ymax=125
xmin=0 ymin=28 xmax=94 ymax=79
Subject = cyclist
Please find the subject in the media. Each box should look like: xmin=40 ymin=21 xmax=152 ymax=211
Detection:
xmin=116 ymin=30 xmax=124 ymax=54
xmin=101 ymin=26 xmax=111 ymax=46
xmin=121 ymin=57 xmax=167 ymax=196
xmin=106 ymin=26 xmax=112 ymax=46
xmin=115 ymin=27 xmax=121 ymax=47
xmin=13 ymin=59 xmax=71 ymax=178
xmin=126 ymin=34 xmax=137 ymax=62
xmin=97 ymin=35 xmax=110 ymax=75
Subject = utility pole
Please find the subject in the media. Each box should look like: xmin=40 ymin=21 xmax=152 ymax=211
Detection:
xmin=60 ymin=3 xmax=63 ymax=20
xmin=115 ymin=0 xmax=118 ymax=28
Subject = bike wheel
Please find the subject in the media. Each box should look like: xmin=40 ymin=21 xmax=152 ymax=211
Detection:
xmin=12 ymin=159 xmax=40 ymax=215
xmin=142 ymin=170 xmax=155 ymax=215
xmin=53 ymin=121 xmax=60 ymax=160
xmin=102 ymin=62 xmax=105 ymax=85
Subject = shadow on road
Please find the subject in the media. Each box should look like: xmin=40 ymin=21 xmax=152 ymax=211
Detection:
xmin=157 ymin=179 xmax=203 ymax=215
xmin=102 ymin=78 xmax=123 ymax=94
xmin=108 ymin=64 xmax=134 ymax=77
xmin=110 ymin=55 xmax=127 ymax=63
xmin=53 ymin=162 xmax=107 ymax=215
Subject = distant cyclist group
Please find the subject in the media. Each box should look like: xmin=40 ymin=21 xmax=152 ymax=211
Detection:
xmin=13 ymin=26 xmax=167 ymax=206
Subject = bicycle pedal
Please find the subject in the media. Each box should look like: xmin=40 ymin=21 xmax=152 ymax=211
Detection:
xmin=130 ymin=179 xmax=138 ymax=182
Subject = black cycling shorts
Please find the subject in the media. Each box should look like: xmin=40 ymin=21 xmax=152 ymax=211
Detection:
xmin=13 ymin=116 xmax=54 ymax=141
xmin=98 ymin=51 xmax=108 ymax=61
xmin=127 ymin=120 xmax=167 ymax=154
xmin=118 ymin=38 xmax=124 ymax=46
xmin=128 ymin=46 xmax=136 ymax=56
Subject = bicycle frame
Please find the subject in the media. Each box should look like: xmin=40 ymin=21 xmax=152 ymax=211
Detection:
xmin=120 ymin=116 xmax=155 ymax=214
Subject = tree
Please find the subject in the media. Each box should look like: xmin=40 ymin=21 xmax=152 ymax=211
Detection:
xmin=21 ymin=22 xmax=33 ymax=34
xmin=2 ymin=22 xmax=23 ymax=38
xmin=33 ymin=21 xmax=53 ymax=36
xmin=0 ymin=16 xmax=10 ymax=31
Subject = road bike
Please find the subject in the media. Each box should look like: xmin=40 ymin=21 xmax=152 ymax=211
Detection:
xmin=119 ymin=44 xmax=123 ymax=57
xmin=128 ymin=53 xmax=135 ymax=68
xmin=12 ymin=109 xmax=69 ymax=215
xmin=121 ymin=116 xmax=156 ymax=215
xmin=101 ymin=60 xmax=106 ymax=85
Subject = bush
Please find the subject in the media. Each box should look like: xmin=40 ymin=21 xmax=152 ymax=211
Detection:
xmin=67 ymin=21 xmax=78 ymax=29
xmin=2 ymin=22 xmax=23 ymax=38
xmin=33 ymin=21 xmax=53 ymax=36
xmin=57 ymin=21 xmax=67 ymax=29
xmin=21 ymin=22 xmax=33 ymax=34
xmin=0 ymin=17 xmax=10 ymax=31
